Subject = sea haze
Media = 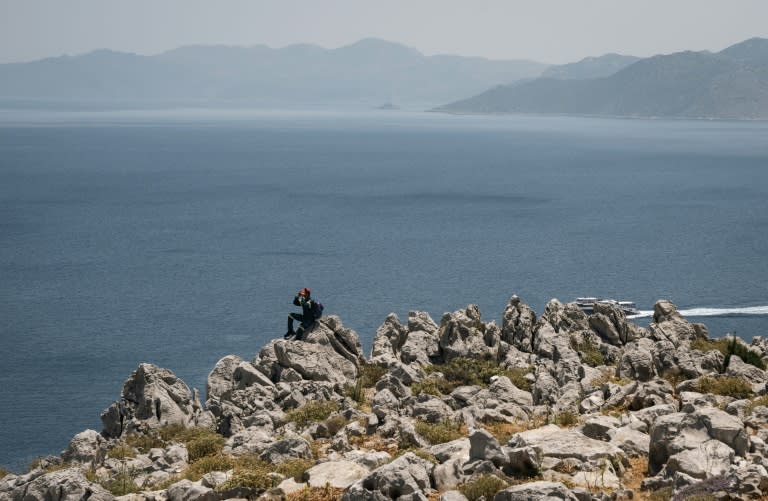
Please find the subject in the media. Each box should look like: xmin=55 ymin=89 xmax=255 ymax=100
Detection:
xmin=1 ymin=110 xmax=767 ymax=471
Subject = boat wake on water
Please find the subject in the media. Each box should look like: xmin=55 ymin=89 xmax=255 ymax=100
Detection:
xmin=628 ymin=306 xmax=768 ymax=319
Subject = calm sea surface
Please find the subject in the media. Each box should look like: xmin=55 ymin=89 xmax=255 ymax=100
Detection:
xmin=1 ymin=110 xmax=767 ymax=471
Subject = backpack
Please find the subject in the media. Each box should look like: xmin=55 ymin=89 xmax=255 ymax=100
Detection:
xmin=311 ymin=300 xmax=324 ymax=319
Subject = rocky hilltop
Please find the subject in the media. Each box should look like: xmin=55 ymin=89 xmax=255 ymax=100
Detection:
xmin=3 ymin=297 xmax=768 ymax=501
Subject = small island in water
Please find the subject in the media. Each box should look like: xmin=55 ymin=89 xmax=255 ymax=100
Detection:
xmin=2 ymin=296 xmax=768 ymax=500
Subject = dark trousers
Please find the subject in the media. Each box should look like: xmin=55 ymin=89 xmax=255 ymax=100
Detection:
xmin=288 ymin=313 xmax=313 ymax=337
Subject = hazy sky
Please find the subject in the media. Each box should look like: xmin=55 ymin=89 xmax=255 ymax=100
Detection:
xmin=2 ymin=0 xmax=767 ymax=64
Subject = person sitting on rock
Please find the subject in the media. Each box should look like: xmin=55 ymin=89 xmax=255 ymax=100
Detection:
xmin=285 ymin=287 xmax=322 ymax=340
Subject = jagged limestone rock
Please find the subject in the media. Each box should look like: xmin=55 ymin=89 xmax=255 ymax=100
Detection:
xmin=0 ymin=468 xmax=114 ymax=501
xmin=501 ymin=295 xmax=537 ymax=353
xmin=100 ymin=363 xmax=210 ymax=438
xmin=342 ymin=452 xmax=433 ymax=501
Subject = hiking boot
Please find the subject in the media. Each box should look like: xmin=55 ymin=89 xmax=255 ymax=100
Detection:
xmin=284 ymin=330 xmax=296 ymax=340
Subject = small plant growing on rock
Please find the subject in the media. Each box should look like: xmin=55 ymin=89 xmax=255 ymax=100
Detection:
xmin=553 ymin=409 xmax=579 ymax=427
xmin=359 ymin=363 xmax=388 ymax=388
xmin=724 ymin=337 xmax=766 ymax=370
xmin=286 ymin=401 xmax=341 ymax=428
xmin=746 ymin=395 xmax=768 ymax=414
xmin=106 ymin=442 xmax=137 ymax=460
xmin=458 ymin=474 xmax=509 ymax=501
xmin=101 ymin=465 xmax=140 ymax=496
xmin=0 ymin=466 xmax=10 ymax=479
xmin=414 ymin=419 xmax=465 ymax=444
xmin=695 ymin=376 xmax=752 ymax=399
xmin=570 ymin=335 xmax=605 ymax=367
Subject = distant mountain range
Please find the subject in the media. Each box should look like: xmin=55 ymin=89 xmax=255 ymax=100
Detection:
xmin=0 ymin=38 xmax=546 ymax=109
xmin=436 ymin=38 xmax=768 ymax=119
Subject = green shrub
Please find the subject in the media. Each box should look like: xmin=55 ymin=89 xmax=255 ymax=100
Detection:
xmin=346 ymin=378 xmax=365 ymax=403
xmin=747 ymin=395 xmax=768 ymax=414
xmin=158 ymin=423 xmax=191 ymax=442
xmin=0 ymin=466 xmax=10 ymax=479
xmin=360 ymin=363 xmax=388 ymax=388
xmin=459 ymin=474 xmax=509 ymax=501
xmin=276 ymin=458 xmax=314 ymax=482
xmin=184 ymin=453 xmax=235 ymax=481
xmin=414 ymin=419 xmax=465 ymax=445
xmin=506 ymin=367 xmax=533 ymax=392
xmin=107 ymin=443 xmax=137 ymax=460
xmin=696 ymin=376 xmax=753 ymax=400
xmin=324 ymin=415 xmax=348 ymax=436
xmin=215 ymin=455 xmax=273 ymax=491
xmin=187 ymin=431 xmax=226 ymax=461
xmin=101 ymin=466 xmax=140 ymax=496
xmin=570 ymin=336 xmax=605 ymax=367
xmin=286 ymin=401 xmax=340 ymax=428
xmin=724 ymin=338 xmax=766 ymax=370
xmin=422 ymin=358 xmax=533 ymax=395
xmin=690 ymin=338 xmax=730 ymax=356
xmin=554 ymin=410 xmax=579 ymax=427
xmin=411 ymin=377 xmax=454 ymax=397
xmin=124 ymin=432 xmax=165 ymax=453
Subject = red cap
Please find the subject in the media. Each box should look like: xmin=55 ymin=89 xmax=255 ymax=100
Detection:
xmin=299 ymin=287 xmax=311 ymax=296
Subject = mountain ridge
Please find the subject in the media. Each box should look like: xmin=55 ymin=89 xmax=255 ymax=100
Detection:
xmin=0 ymin=38 xmax=546 ymax=108
xmin=436 ymin=37 xmax=768 ymax=119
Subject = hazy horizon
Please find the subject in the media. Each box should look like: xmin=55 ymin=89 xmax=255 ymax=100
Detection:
xmin=2 ymin=0 xmax=768 ymax=65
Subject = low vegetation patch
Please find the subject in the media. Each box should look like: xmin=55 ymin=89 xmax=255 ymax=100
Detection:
xmin=747 ymin=395 xmax=768 ymax=414
xmin=724 ymin=338 xmax=766 ymax=370
xmin=647 ymin=486 xmax=674 ymax=501
xmin=276 ymin=458 xmax=314 ymax=482
xmin=359 ymin=363 xmax=388 ymax=388
xmin=695 ymin=376 xmax=752 ymax=400
xmin=184 ymin=453 xmax=235 ymax=481
xmin=107 ymin=443 xmax=137 ymax=460
xmin=590 ymin=369 xmax=632 ymax=390
xmin=553 ymin=409 xmax=579 ymax=427
xmin=124 ymin=432 xmax=165 ymax=453
xmin=215 ymin=455 xmax=274 ymax=491
xmin=480 ymin=420 xmax=529 ymax=444
xmin=690 ymin=337 xmax=730 ymax=357
xmin=0 ymin=466 xmax=10 ymax=479
xmin=692 ymin=337 xmax=767 ymax=370
xmin=414 ymin=419 xmax=465 ymax=445
xmin=411 ymin=376 xmax=454 ymax=397
xmin=420 ymin=358 xmax=533 ymax=395
xmin=101 ymin=466 xmax=141 ymax=496
xmin=570 ymin=336 xmax=605 ymax=367
xmin=285 ymin=485 xmax=345 ymax=501
xmin=458 ymin=474 xmax=509 ymax=501
xmin=286 ymin=401 xmax=340 ymax=429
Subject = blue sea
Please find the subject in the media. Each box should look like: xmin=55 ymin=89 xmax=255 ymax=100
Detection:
xmin=1 ymin=109 xmax=767 ymax=472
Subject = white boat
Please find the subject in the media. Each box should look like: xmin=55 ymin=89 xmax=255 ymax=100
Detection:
xmin=575 ymin=297 xmax=639 ymax=316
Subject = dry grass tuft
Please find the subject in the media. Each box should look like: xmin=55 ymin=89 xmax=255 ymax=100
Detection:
xmin=285 ymin=484 xmax=345 ymax=501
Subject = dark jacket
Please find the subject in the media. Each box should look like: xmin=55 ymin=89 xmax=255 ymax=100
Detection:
xmin=293 ymin=296 xmax=316 ymax=320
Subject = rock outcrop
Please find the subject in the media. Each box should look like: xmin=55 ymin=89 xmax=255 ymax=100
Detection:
xmin=4 ymin=297 xmax=768 ymax=501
